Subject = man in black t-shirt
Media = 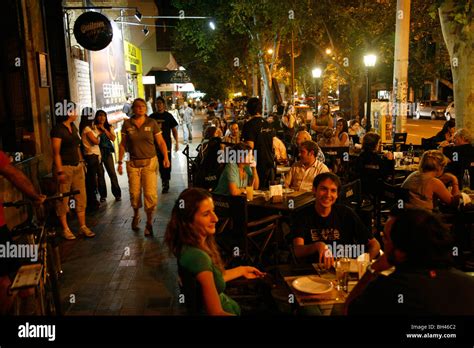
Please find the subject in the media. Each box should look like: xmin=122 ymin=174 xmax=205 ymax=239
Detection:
xmin=149 ymin=97 xmax=179 ymax=193
xmin=293 ymin=172 xmax=380 ymax=267
xmin=241 ymin=98 xmax=276 ymax=189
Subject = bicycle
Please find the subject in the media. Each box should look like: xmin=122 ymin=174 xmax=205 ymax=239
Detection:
xmin=3 ymin=190 xmax=80 ymax=315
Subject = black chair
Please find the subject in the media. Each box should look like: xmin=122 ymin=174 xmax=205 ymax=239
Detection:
xmin=375 ymin=180 xmax=410 ymax=233
xmin=211 ymin=193 xmax=281 ymax=268
xmin=393 ymin=132 xmax=407 ymax=144
xmin=392 ymin=132 xmax=407 ymax=151
xmin=337 ymin=179 xmax=362 ymax=210
xmin=337 ymin=179 xmax=375 ymax=232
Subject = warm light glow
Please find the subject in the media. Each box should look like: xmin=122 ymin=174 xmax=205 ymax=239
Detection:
xmin=364 ymin=54 xmax=377 ymax=67
xmin=209 ymin=21 xmax=216 ymax=30
xmin=325 ymin=48 xmax=332 ymax=55
xmin=267 ymin=48 xmax=274 ymax=55
xmin=312 ymin=67 xmax=322 ymax=78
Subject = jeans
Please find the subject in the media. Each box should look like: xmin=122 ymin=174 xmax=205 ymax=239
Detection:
xmin=97 ymin=153 xmax=121 ymax=199
xmin=158 ymin=149 xmax=171 ymax=182
xmin=84 ymin=154 xmax=100 ymax=206
xmin=257 ymin=164 xmax=275 ymax=189
xmin=183 ymin=122 xmax=193 ymax=143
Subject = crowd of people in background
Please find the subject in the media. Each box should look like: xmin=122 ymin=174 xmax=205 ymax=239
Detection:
xmin=1 ymin=92 xmax=473 ymax=317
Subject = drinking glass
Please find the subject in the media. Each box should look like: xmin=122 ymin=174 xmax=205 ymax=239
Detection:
xmin=335 ymin=258 xmax=351 ymax=292
xmin=246 ymin=186 xmax=254 ymax=201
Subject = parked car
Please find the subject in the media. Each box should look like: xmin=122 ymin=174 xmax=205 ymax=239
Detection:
xmin=445 ymin=102 xmax=455 ymax=120
xmin=414 ymin=101 xmax=448 ymax=120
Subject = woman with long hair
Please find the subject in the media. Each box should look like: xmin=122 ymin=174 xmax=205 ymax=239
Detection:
xmin=94 ymin=110 xmax=121 ymax=202
xmin=402 ymin=150 xmax=460 ymax=210
xmin=51 ymin=101 xmax=95 ymax=239
xmin=310 ymin=102 xmax=334 ymax=138
xmin=79 ymin=107 xmax=101 ymax=210
xmin=164 ymin=188 xmax=265 ymax=315
xmin=335 ymin=118 xmax=349 ymax=146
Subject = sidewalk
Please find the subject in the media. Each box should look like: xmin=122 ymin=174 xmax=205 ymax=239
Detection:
xmin=59 ymin=111 xmax=205 ymax=315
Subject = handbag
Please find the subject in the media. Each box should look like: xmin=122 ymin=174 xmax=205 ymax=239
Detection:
xmin=130 ymin=158 xmax=151 ymax=168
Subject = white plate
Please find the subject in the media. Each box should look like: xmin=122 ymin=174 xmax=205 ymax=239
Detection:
xmin=292 ymin=276 xmax=333 ymax=294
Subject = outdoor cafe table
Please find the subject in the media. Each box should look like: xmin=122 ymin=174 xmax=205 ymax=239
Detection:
xmin=246 ymin=191 xmax=315 ymax=246
xmin=272 ymin=263 xmax=355 ymax=315
xmin=246 ymin=191 xmax=315 ymax=214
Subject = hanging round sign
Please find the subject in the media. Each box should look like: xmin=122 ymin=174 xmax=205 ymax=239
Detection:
xmin=73 ymin=12 xmax=113 ymax=51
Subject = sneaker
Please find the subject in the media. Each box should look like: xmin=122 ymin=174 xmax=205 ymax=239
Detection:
xmin=132 ymin=216 xmax=140 ymax=231
xmin=144 ymin=224 xmax=153 ymax=237
xmin=63 ymin=228 xmax=76 ymax=240
xmin=80 ymin=226 xmax=95 ymax=238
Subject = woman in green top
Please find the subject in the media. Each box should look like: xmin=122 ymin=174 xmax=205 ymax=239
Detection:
xmin=165 ymin=188 xmax=265 ymax=315
xmin=213 ymin=142 xmax=259 ymax=196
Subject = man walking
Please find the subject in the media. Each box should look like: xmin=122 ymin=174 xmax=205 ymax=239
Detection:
xmin=149 ymin=97 xmax=179 ymax=193
xmin=181 ymin=102 xmax=194 ymax=144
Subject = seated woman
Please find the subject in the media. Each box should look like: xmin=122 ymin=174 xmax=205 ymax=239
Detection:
xmin=432 ymin=119 xmax=456 ymax=148
xmin=335 ymin=118 xmax=349 ymax=146
xmin=318 ymin=128 xmax=337 ymax=148
xmin=213 ymin=142 xmax=259 ymax=196
xmin=164 ymin=188 xmax=265 ymax=315
xmin=401 ymin=150 xmax=460 ymax=211
xmin=348 ymin=119 xmax=365 ymax=142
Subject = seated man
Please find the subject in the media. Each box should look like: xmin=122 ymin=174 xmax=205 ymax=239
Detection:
xmin=293 ymin=172 xmax=380 ymax=267
xmin=294 ymin=130 xmax=325 ymax=164
xmin=273 ymin=136 xmax=288 ymax=165
xmin=285 ymin=141 xmax=329 ymax=192
xmin=346 ymin=208 xmax=474 ymax=315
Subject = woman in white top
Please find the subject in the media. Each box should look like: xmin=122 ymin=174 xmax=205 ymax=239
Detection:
xmin=335 ymin=118 xmax=349 ymax=146
xmin=94 ymin=110 xmax=121 ymax=202
xmin=79 ymin=108 xmax=101 ymax=210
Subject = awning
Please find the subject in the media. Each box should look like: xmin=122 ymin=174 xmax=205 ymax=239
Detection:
xmin=155 ymin=83 xmax=195 ymax=92
xmin=147 ymin=70 xmax=191 ymax=84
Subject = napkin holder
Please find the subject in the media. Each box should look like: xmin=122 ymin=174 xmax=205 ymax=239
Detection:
xmin=270 ymin=184 xmax=283 ymax=203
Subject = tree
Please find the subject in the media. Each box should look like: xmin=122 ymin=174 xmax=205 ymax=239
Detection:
xmin=437 ymin=0 xmax=474 ymax=132
xmin=171 ymin=0 xmax=252 ymax=100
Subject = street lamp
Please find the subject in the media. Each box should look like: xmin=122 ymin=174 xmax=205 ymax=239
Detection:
xmin=364 ymin=54 xmax=377 ymax=132
xmin=267 ymin=48 xmax=273 ymax=55
xmin=312 ymin=67 xmax=322 ymax=112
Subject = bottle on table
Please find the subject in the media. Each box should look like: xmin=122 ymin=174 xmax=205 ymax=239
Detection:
xmin=463 ymin=169 xmax=471 ymax=189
